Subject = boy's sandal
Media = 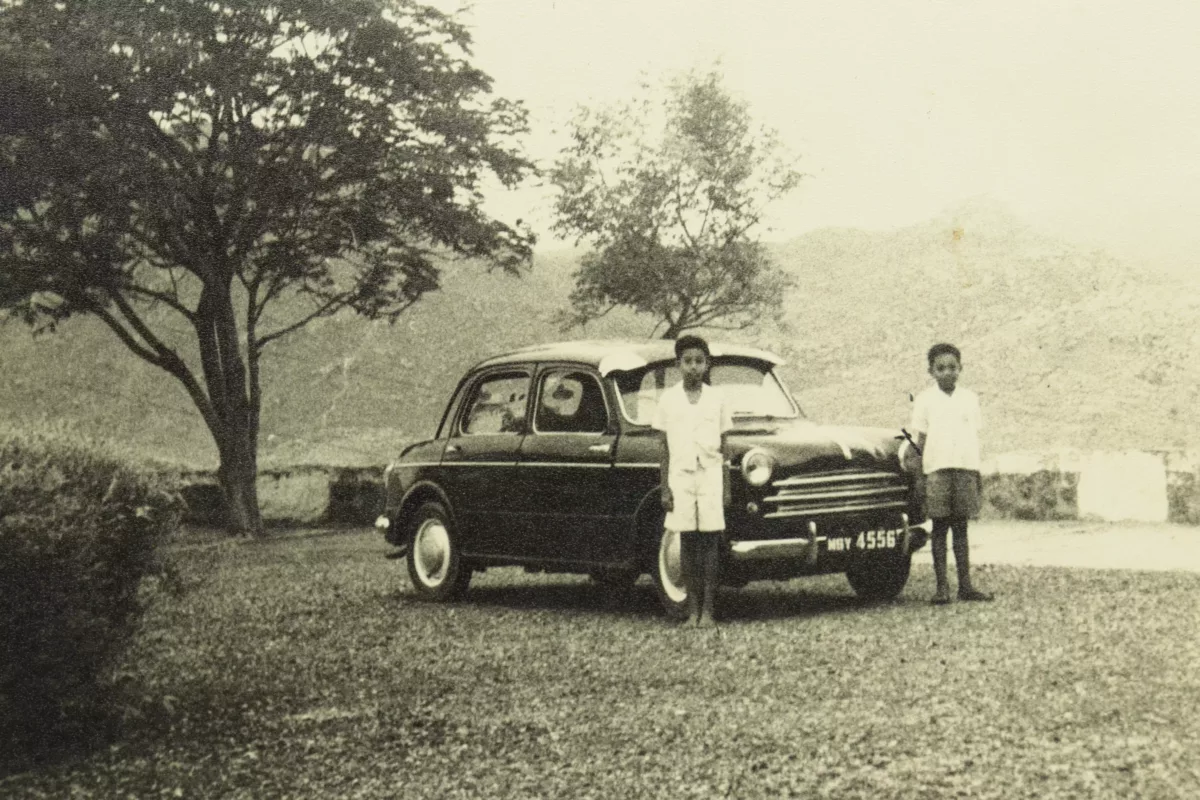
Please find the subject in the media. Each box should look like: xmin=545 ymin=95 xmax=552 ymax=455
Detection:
xmin=958 ymin=589 xmax=994 ymax=602
xmin=930 ymin=593 xmax=952 ymax=606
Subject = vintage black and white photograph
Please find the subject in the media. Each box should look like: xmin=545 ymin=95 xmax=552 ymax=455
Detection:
xmin=1 ymin=0 xmax=1197 ymax=797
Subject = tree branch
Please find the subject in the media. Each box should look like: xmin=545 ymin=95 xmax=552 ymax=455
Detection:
xmin=89 ymin=300 xmax=221 ymax=436
xmin=255 ymin=291 xmax=350 ymax=349
xmin=89 ymin=303 xmax=168 ymax=369
xmin=106 ymin=285 xmax=177 ymax=361
xmin=125 ymin=282 xmax=197 ymax=321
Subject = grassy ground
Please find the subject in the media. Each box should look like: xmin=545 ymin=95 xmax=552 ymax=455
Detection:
xmin=3 ymin=529 xmax=1199 ymax=799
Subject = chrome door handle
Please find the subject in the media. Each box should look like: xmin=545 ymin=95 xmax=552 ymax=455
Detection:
xmin=445 ymin=444 xmax=461 ymax=454
xmin=588 ymin=443 xmax=611 ymax=453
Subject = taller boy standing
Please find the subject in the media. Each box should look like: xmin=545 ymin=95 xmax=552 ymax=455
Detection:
xmin=910 ymin=343 xmax=994 ymax=605
xmin=652 ymin=335 xmax=733 ymax=627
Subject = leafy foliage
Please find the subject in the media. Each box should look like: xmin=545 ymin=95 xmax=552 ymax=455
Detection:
xmin=0 ymin=426 xmax=182 ymax=764
xmin=0 ymin=0 xmax=535 ymax=531
xmin=551 ymin=68 xmax=800 ymax=338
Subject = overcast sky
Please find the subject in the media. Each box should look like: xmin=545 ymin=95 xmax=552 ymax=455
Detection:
xmin=432 ymin=0 xmax=1200 ymax=274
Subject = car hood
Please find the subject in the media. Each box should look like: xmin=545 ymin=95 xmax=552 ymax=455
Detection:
xmin=729 ymin=420 xmax=903 ymax=472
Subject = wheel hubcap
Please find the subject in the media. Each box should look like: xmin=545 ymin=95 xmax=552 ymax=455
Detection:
xmin=658 ymin=529 xmax=687 ymax=603
xmin=414 ymin=518 xmax=451 ymax=587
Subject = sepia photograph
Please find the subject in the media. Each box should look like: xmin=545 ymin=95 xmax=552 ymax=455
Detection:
xmin=1 ymin=0 xmax=1197 ymax=797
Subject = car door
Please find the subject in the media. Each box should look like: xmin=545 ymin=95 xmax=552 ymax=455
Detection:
xmin=514 ymin=366 xmax=618 ymax=562
xmin=438 ymin=368 xmax=531 ymax=555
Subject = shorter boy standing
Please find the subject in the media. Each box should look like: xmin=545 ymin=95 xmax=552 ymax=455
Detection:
xmin=653 ymin=335 xmax=733 ymax=627
xmin=910 ymin=343 xmax=994 ymax=605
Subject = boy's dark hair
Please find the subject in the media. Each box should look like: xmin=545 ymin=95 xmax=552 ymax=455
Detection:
xmin=927 ymin=342 xmax=962 ymax=366
xmin=674 ymin=334 xmax=710 ymax=360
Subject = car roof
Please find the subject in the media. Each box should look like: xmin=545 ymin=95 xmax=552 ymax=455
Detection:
xmin=471 ymin=339 xmax=785 ymax=376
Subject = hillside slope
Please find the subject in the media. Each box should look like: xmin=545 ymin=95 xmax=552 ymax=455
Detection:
xmin=2 ymin=201 xmax=1194 ymax=468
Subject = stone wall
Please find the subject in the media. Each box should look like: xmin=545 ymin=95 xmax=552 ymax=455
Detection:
xmin=177 ymin=466 xmax=384 ymax=528
xmin=176 ymin=450 xmax=1200 ymax=527
xmin=981 ymin=450 xmax=1199 ymax=524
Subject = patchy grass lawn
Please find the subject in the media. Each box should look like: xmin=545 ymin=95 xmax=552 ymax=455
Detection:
xmin=3 ymin=528 xmax=1199 ymax=799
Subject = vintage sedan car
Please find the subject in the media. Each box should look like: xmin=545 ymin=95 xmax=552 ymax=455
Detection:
xmin=376 ymin=340 xmax=928 ymax=617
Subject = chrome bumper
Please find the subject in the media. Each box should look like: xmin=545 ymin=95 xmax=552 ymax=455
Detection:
xmin=729 ymin=515 xmax=917 ymax=565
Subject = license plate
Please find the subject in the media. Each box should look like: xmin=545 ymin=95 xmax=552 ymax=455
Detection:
xmin=826 ymin=529 xmax=900 ymax=553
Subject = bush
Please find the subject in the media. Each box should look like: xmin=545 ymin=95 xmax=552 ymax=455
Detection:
xmin=0 ymin=426 xmax=182 ymax=762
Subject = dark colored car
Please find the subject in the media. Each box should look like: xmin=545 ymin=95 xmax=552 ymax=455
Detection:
xmin=376 ymin=340 xmax=928 ymax=617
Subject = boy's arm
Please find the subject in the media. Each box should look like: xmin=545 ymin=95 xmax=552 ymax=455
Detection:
xmin=720 ymin=393 xmax=734 ymax=506
xmin=906 ymin=392 xmax=927 ymax=472
xmin=914 ymin=432 xmax=927 ymax=468
xmin=658 ymin=430 xmax=673 ymax=511
xmin=721 ymin=432 xmax=732 ymax=507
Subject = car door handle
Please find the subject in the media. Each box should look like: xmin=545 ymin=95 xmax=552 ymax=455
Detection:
xmin=588 ymin=443 xmax=611 ymax=453
xmin=445 ymin=444 xmax=461 ymax=455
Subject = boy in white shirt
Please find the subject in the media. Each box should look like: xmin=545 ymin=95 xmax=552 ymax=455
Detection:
xmin=652 ymin=335 xmax=733 ymax=627
xmin=909 ymin=343 xmax=994 ymax=605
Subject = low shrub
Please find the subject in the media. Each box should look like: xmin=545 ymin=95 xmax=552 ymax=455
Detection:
xmin=0 ymin=425 xmax=183 ymax=763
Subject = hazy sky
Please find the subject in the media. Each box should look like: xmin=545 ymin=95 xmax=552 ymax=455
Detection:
xmin=436 ymin=0 xmax=1199 ymax=274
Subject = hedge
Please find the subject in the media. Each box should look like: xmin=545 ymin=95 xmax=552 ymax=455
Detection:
xmin=0 ymin=426 xmax=182 ymax=763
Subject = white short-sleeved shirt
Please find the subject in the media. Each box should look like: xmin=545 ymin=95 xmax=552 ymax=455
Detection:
xmin=651 ymin=382 xmax=733 ymax=476
xmin=909 ymin=385 xmax=983 ymax=474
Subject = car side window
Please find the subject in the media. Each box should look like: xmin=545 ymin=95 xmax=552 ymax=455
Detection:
xmin=460 ymin=373 xmax=530 ymax=435
xmin=534 ymin=369 xmax=608 ymax=434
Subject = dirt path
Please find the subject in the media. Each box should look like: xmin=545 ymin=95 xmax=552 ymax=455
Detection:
xmin=911 ymin=519 xmax=1200 ymax=572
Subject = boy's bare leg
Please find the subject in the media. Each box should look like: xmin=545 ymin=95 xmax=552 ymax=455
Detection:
xmin=697 ymin=532 xmax=720 ymax=627
xmin=930 ymin=520 xmax=951 ymax=604
xmin=951 ymin=520 xmax=993 ymax=601
xmin=680 ymin=532 xmax=701 ymax=626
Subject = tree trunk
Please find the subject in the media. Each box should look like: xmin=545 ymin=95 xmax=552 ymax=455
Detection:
xmin=197 ymin=279 xmax=264 ymax=536
xmin=214 ymin=421 xmax=262 ymax=535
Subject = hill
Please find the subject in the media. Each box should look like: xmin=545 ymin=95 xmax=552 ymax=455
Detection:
xmin=776 ymin=200 xmax=1198 ymax=453
xmin=1 ymin=200 xmax=1195 ymax=468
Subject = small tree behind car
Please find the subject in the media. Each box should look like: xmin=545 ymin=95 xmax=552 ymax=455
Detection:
xmin=0 ymin=0 xmax=535 ymax=534
xmin=550 ymin=68 xmax=801 ymax=339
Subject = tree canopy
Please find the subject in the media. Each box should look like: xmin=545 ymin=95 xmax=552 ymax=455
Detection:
xmin=0 ymin=0 xmax=536 ymax=532
xmin=550 ymin=69 xmax=801 ymax=339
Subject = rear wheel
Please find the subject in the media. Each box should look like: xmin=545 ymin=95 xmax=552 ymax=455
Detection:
xmin=845 ymin=550 xmax=912 ymax=601
xmin=651 ymin=527 xmax=689 ymax=620
xmin=406 ymin=502 xmax=471 ymax=601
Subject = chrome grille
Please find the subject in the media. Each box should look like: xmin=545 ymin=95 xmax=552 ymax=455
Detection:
xmin=762 ymin=469 xmax=909 ymax=519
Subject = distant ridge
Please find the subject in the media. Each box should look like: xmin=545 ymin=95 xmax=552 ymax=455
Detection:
xmin=2 ymin=201 xmax=1193 ymax=468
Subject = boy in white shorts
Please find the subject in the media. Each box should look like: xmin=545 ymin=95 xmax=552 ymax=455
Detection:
xmin=910 ymin=342 xmax=994 ymax=605
xmin=652 ymin=335 xmax=733 ymax=627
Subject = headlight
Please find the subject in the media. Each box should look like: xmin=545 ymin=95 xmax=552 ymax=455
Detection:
xmin=741 ymin=448 xmax=775 ymax=487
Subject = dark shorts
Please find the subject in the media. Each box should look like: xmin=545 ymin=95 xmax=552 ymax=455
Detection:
xmin=923 ymin=469 xmax=982 ymax=520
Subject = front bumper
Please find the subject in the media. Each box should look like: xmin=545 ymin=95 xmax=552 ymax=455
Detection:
xmin=728 ymin=515 xmax=927 ymax=565
xmin=376 ymin=515 xmax=408 ymax=557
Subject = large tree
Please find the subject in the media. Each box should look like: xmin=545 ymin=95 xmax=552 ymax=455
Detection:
xmin=550 ymin=69 xmax=801 ymax=339
xmin=0 ymin=0 xmax=534 ymax=534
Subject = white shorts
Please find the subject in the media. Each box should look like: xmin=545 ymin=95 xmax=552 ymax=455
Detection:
xmin=666 ymin=467 xmax=725 ymax=533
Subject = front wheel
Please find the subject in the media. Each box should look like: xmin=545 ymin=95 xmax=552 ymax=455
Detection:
xmin=845 ymin=550 xmax=912 ymax=601
xmin=651 ymin=528 xmax=689 ymax=620
xmin=406 ymin=502 xmax=471 ymax=601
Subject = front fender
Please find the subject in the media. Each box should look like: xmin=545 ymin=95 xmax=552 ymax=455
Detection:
xmin=386 ymin=480 xmax=456 ymax=547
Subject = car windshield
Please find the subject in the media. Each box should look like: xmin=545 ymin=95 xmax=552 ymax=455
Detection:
xmin=612 ymin=361 xmax=801 ymax=426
